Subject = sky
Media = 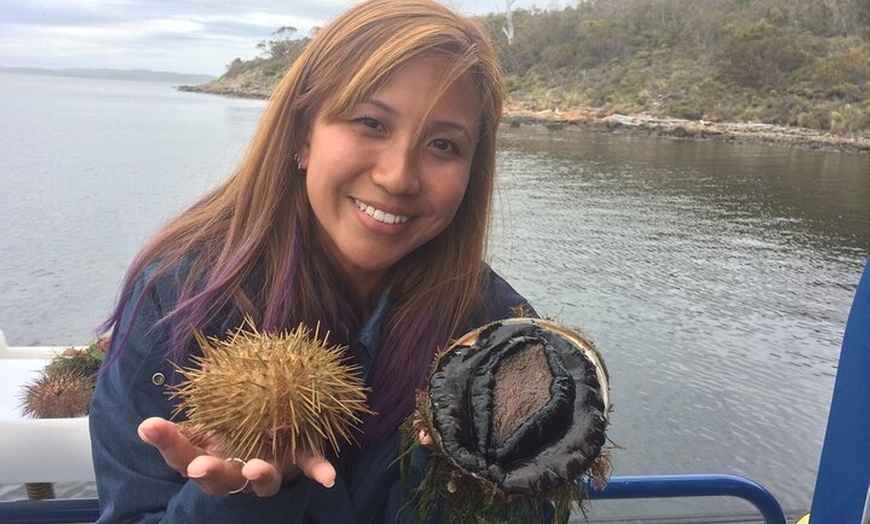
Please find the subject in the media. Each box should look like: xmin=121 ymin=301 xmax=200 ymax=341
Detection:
xmin=0 ymin=0 xmax=566 ymax=76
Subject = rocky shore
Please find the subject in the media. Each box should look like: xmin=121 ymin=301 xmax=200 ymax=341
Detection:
xmin=503 ymin=106 xmax=870 ymax=155
xmin=178 ymin=85 xmax=870 ymax=155
xmin=178 ymin=84 xmax=272 ymax=100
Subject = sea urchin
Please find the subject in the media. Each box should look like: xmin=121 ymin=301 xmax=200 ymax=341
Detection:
xmin=170 ymin=320 xmax=372 ymax=464
xmin=20 ymin=373 xmax=94 ymax=419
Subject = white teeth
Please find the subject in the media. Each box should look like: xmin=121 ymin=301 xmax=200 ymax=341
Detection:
xmin=356 ymin=200 xmax=410 ymax=225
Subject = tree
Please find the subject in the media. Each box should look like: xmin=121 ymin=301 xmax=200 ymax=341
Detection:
xmin=503 ymin=0 xmax=517 ymax=45
xmin=256 ymin=26 xmax=299 ymax=60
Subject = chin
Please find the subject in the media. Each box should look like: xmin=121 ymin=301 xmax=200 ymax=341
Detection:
xmin=345 ymin=248 xmax=407 ymax=274
xmin=343 ymin=254 xmax=400 ymax=276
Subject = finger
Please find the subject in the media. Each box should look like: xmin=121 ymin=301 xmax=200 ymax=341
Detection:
xmin=186 ymin=455 xmax=248 ymax=495
xmin=296 ymin=453 xmax=336 ymax=488
xmin=177 ymin=426 xmax=218 ymax=456
xmin=138 ymin=417 xmax=200 ymax=476
xmin=418 ymin=429 xmax=434 ymax=447
xmin=244 ymin=458 xmax=282 ymax=497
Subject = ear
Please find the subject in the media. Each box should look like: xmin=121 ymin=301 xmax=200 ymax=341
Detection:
xmin=294 ymin=151 xmax=309 ymax=173
xmin=295 ymin=119 xmax=312 ymax=170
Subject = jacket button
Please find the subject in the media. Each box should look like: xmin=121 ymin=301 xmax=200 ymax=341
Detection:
xmin=152 ymin=372 xmax=166 ymax=386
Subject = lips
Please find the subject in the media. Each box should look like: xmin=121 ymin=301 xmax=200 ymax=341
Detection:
xmin=354 ymin=198 xmax=411 ymax=225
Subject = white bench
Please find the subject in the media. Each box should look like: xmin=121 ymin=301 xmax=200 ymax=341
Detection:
xmin=0 ymin=330 xmax=96 ymax=484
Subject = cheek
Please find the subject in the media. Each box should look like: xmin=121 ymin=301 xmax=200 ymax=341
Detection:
xmin=438 ymin=172 xmax=471 ymax=220
xmin=305 ymin=152 xmax=353 ymax=208
xmin=304 ymin=173 xmax=325 ymax=210
xmin=304 ymin=125 xmax=358 ymax=187
xmin=304 ymin=171 xmax=340 ymax=232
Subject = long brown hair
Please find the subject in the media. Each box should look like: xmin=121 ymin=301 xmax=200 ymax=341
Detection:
xmin=103 ymin=0 xmax=505 ymax=441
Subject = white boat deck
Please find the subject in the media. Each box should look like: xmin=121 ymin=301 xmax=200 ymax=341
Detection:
xmin=0 ymin=330 xmax=95 ymax=484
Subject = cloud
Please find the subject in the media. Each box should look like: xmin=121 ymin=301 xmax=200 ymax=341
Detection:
xmin=0 ymin=0 xmax=561 ymax=75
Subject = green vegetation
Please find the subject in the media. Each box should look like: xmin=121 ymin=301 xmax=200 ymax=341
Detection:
xmin=202 ymin=0 xmax=870 ymax=134
xmin=200 ymin=26 xmax=310 ymax=97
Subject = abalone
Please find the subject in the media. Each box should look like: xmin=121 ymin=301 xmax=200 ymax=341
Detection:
xmin=407 ymin=318 xmax=611 ymax=524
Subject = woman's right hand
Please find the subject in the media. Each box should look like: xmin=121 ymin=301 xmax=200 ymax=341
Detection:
xmin=137 ymin=417 xmax=336 ymax=497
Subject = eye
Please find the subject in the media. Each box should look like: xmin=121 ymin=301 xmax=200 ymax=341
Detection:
xmin=355 ymin=116 xmax=383 ymax=131
xmin=431 ymin=137 xmax=460 ymax=156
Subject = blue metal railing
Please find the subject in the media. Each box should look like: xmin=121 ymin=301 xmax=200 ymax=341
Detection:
xmin=0 ymin=498 xmax=99 ymax=524
xmin=587 ymin=474 xmax=788 ymax=524
xmin=0 ymin=473 xmax=787 ymax=524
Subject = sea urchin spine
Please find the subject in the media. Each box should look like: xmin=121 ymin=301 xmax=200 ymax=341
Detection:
xmin=170 ymin=320 xmax=372 ymax=464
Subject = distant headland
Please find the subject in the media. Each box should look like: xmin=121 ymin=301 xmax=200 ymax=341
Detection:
xmin=0 ymin=66 xmax=216 ymax=85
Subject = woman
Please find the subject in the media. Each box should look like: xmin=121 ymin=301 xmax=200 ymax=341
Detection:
xmin=89 ymin=0 xmax=537 ymax=522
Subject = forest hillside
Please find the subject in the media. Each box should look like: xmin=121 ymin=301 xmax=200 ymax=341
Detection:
xmin=183 ymin=0 xmax=870 ymax=145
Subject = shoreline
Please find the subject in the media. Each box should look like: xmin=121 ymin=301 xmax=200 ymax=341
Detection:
xmin=177 ymin=85 xmax=870 ymax=155
xmin=503 ymin=107 xmax=870 ymax=155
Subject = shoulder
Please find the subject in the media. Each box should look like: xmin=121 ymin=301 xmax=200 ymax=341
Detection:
xmin=106 ymin=256 xmax=199 ymax=357
xmin=481 ymin=267 xmax=538 ymax=321
xmin=131 ymin=257 xmax=198 ymax=314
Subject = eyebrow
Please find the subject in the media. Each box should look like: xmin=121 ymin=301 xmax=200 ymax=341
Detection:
xmin=364 ymin=98 xmax=475 ymax=144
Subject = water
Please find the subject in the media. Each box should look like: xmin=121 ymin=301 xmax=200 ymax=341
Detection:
xmin=1 ymin=73 xmax=868 ymax=520
xmin=489 ymin=129 xmax=869 ymax=518
xmin=0 ymin=72 xmax=265 ymax=345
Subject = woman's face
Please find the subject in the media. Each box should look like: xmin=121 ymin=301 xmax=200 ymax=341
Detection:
xmin=301 ymin=56 xmax=480 ymax=299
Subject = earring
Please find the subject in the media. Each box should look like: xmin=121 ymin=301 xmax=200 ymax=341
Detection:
xmin=293 ymin=153 xmax=307 ymax=174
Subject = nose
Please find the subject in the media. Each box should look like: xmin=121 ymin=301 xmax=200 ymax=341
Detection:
xmin=371 ymin=142 xmax=420 ymax=196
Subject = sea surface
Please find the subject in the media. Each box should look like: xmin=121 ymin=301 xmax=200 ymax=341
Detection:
xmin=1 ymin=72 xmax=868 ymax=521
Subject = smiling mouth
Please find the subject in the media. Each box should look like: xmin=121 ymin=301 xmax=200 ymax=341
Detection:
xmin=354 ymin=199 xmax=411 ymax=225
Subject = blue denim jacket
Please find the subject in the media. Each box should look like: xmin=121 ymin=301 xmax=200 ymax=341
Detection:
xmin=89 ymin=264 xmax=536 ymax=523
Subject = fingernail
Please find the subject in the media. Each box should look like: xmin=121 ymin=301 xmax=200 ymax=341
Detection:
xmin=138 ymin=427 xmax=155 ymax=445
xmin=186 ymin=461 xmax=206 ymax=480
xmin=323 ymin=480 xmax=335 ymax=488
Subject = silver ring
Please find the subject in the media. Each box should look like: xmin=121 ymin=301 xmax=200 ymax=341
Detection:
xmin=225 ymin=457 xmax=249 ymax=494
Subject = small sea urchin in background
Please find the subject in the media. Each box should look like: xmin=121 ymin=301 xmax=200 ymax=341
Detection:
xmin=404 ymin=318 xmax=612 ymax=524
xmin=20 ymin=373 xmax=94 ymax=419
xmin=170 ymin=320 xmax=372 ymax=464
xmin=19 ymin=337 xmax=107 ymax=419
